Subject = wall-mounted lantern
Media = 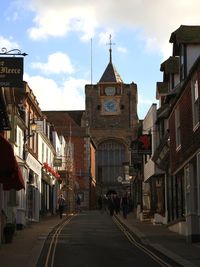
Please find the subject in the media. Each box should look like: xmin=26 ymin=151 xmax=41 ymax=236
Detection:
xmin=24 ymin=119 xmax=37 ymax=142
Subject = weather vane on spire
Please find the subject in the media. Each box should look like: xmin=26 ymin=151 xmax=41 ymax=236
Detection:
xmin=107 ymin=34 xmax=115 ymax=63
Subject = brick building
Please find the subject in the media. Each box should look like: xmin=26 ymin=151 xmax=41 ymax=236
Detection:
xmin=153 ymin=25 xmax=200 ymax=242
xmin=43 ymin=111 xmax=93 ymax=210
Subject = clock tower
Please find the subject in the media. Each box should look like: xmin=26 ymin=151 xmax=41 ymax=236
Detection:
xmin=85 ymin=40 xmax=139 ymax=195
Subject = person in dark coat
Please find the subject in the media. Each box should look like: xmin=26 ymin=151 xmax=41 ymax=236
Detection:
xmin=107 ymin=194 xmax=115 ymax=216
xmin=113 ymin=193 xmax=120 ymax=214
xmin=121 ymin=192 xmax=129 ymax=219
xmin=76 ymin=195 xmax=81 ymax=212
xmin=102 ymin=195 xmax=108 ymax=212
xmin=57 ymin=194 xmax=65 ymax=219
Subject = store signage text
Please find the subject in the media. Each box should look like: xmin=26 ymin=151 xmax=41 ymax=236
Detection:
xmin=0 ymin=57 xmax=23 ymax=87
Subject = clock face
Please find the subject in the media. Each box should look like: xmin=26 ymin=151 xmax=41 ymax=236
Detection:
xmin=103 ymin=99 xmax=118 ymax=112
xmin=105 ymin=86 xmax=116 ymax=96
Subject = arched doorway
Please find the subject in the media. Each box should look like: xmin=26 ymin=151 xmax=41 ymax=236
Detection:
xmin=97 ymin=140 xmax=125 ymax=192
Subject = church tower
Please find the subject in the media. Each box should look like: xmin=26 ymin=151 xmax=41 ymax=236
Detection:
xmin=85 ymin=37 xmax=139 ymax=195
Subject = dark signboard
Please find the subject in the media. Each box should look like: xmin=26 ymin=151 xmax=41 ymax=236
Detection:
xmin=131 ymin=134 xmax=152 ymax=155
xmin=0 ymin=57 xmax=23 ymax=87
xmin=53 ymin=157 xmax=62 ymax=167
xmin=138 ymin=134 xmax=152 ymax=154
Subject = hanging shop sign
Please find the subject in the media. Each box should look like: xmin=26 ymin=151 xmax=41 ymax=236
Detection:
xmin=138 ymin=134 xmax=152 ymax=154
xmin=131 ymin=134 xmax=152 ymax=155
xmin=0 ymin=57 xmax=23 ymax=87
xmin=53 ymin=157 xmax=62 ymax=167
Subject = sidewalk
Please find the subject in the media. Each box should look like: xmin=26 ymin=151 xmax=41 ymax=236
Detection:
xmin=0 ymin=215 xmax=62 ymax=267
xmin=116 ymin=212 xmax=200 ymax=267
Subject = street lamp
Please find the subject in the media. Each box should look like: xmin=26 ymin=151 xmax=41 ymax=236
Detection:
xmin=24 ymin=119 xmax=37 ymax=142
xmin=23 ymin=120 xmax=37 ymax=160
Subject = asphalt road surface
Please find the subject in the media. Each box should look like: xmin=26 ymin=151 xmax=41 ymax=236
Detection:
xmin=37 ymin=211 xmax=175 ymax=267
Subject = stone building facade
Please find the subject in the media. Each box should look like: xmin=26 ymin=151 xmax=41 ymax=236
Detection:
xmin=85 ymin=48 xmax=139 ymax=195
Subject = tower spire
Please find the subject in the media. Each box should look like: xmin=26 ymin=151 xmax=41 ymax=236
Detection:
xmin=107 ymin=34 xmax=115 ymax=63
xmin=99 ymin=34 xmax=122 ymax=83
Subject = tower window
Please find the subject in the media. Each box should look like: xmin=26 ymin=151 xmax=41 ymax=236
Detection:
xmin=97 ymin=140 xmax=125 ymax=184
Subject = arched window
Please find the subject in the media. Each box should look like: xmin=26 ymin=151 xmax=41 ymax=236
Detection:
xmin=97 ymin=140 xmax=125 ymax=184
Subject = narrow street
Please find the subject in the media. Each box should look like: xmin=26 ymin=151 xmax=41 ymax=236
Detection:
xmin=36 ymin=211 xmax=180 ymax=267
xmin=1 ymin=4 xmax=200 ymax=267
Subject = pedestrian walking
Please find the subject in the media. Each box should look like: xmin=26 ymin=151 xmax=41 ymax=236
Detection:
xmin=108 ymin=194 xmax=115 ymax=216
xmin=57 ymin=194 xmax=65 ymax=219
xmin=76 ymin=195 xmax=81 ymax=212
xmin=113 ymin=193 xmax=120 ymax=214
xmin=102 ymin=194 xmax=108 ymax=212
xmin=121 ymin=192 xmax=129 ymax=219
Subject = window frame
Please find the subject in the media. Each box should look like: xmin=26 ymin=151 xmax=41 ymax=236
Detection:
xmin=191 ymin=75 xmax=199 ymax=130
xmin=175 ymin=107 xmax=181 ymax=150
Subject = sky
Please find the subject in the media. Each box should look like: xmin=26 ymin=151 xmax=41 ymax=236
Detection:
xmin=1 ymin=0 xmax=200 ymax=119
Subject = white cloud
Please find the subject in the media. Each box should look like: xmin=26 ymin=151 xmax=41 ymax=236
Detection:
xmin=23 ymin=73 xmax=88 ymax=110
xmin=25 ymin=0 xmax=200 ymax=57
xmin=27 ymin=1 xmax=98 ymax=41
xmin=0 ymin=36 xmax=19 ymax=51
xmin=31 ymin=52 xmax=74 ymax=75
xmin=138 ymin=93 xmax=153 ymax=106
xmin=138 ymin=93 xmax=157 ymax=119
xmin=98 ymin=30 xmax=115 ymax=46
xmin=6 ymin=11 xmax=19 ymax=22
xmin=117 ymin=46 xmax=127 ymax=54
xmin=63 ymin=78 xmax=88 ymax=109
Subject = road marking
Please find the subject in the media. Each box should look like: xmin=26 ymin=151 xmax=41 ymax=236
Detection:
xmin=113 ymin=216 xmax=173 ymax=267
xmin=44 ymin=215 xmax=75 ymax=267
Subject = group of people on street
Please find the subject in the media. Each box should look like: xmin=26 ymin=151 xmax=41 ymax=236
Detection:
xmin=97 ymin=192 xmax=132 ymax=219
xmin=58 ymin=191 xmax=132 ymax=219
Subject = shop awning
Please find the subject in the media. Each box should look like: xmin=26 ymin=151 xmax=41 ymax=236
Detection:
xmin=0 ymin=135 xmax=25 ymax=190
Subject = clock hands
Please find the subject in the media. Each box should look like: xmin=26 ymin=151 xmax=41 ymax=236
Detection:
xmin=104 ymin=100 xmax=117 ymax=112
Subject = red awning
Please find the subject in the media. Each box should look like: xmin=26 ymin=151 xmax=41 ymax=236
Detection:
xmin=43 ymin=162 xmax=61 ymax=180
xmin=0 ymin=135 xmax=25 ymax=191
